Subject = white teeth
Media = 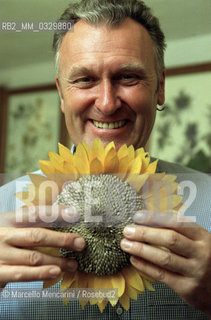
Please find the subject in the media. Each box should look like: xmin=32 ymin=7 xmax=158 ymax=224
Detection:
xmin=93 ymin=120 xmax=126 ymax=129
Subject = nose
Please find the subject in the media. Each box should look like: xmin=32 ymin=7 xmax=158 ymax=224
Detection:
xmin=94 ymin=80 xmax=121 ymax=115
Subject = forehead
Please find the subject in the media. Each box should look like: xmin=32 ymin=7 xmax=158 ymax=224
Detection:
xmin=59 ymin=18 xmax=156 ymax=73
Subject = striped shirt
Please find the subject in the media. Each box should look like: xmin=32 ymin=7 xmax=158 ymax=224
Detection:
xmin=0 ymin=159 xmax=210 ymax=319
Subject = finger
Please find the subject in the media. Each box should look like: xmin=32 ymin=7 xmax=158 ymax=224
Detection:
xmin=130 ymin=256 xmax=190 ymax=295
xmin=120 ymin=239 xmax=193 ymax=275
xmin=2 ymin=228 xmax=86 ymax=252
xmin=0 ymin=265 xmax=62 ymax=282
xmin=123 ymin=224 xmax=197 ymax=257
xmin=2 ymin=205 xmax=80 ymax=228
xmin=133 ymin=210 xmax=205 ymax=240
xmin=0 ymin=246 xmax=78 ymax=272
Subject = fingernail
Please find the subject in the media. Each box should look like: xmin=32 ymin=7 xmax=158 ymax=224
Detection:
xmin=133 ymin=211 xmax=146 ymax=223
xmin=121 ymin=239 xmax=132 ymax=251
xmin=67 ymin=260 xmax=77 ymax=272
xmin=74 ymin=237 xmax=86 ymax=251
xmin=64 ymin=207 xmax=77 ymax=215
xmin=123 ymin=226 xmax=135 ymax=237
xmin=63 ymin=207 xmax=80 ymax=223
xmin=49 ymin=267 xmax=61 ymax=277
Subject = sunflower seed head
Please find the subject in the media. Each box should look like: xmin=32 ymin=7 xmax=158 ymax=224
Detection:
xmin=53 ymin=174 xmax=144 ymax=275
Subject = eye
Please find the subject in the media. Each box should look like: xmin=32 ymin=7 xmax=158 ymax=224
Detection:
xmin=122 ymin=74 xmax=134 ymax=79
xmin=79 ymin=77 xmax=92 ymax=83
xmin=74 ymin=77 xmax=92 ymax=84
xmin=72 ymin=77 xmax=96 ymax=88
xmin=117 ymin=74 xmax=140 ymax=85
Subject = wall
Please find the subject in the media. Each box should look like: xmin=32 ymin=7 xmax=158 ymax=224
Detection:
xmin=0 ymin=33 xmax=210 ymax=174
xmin=0 ymin=34 xmax=210 ymax=88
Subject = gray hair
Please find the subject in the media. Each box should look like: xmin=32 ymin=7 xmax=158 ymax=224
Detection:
xmin=53 ymin=0 xmax=166 ymax=80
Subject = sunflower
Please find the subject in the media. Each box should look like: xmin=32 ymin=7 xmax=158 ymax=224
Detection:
xmin=16 ymin=139 xmax=183 ymax=312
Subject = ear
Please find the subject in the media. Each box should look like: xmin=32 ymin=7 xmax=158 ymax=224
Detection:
xmin=157 ymin=69 xmax=165 ymax=106
xmin=56 ymin=77 xmax=65 ymax=113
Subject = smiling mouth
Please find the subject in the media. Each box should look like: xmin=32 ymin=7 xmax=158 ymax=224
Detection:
xmin=92 ymin=120 xmax=127 ymax=129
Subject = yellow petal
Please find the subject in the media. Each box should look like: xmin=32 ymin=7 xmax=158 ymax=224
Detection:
xmin=104 ymin=148 xmax=119 ymax=173
xmin=43 ymin=273 xmax=63 ymax=289
xmin=162 ymin=174 xmax=177 ymax=182
xmin=27 ymin=175 xmax=60 ymax=205
xmin=93 ymin=275 xmax=114 ymax=289
xmin=171 ymin=195 xmax=183 ymax=209
xmin=90 ymin=158 xmax=104 ymax=174
xmin=87 ymin=273 xmax=95 ymax=289
xmin=89 ymin=275 xmax=114 ymax=306
xmin=127 ymin=157 xmax=142 ymax=174
xmin=109 ymin=298 xmax=119 ymax=307
xmin=29 ymin=173 xmax=49 ymax=186
xmin=145 ymin=160 xmax=158 ymax=174
xmin=104 ymin=147 xmax=116 ymax=164
xmin=142 ymin=279 xmax=155 ymax=291
xmin=165 ymin=182 xmax=178 ymax=194
xmin=140 ymin=156 xmax=150 ymax=173
xmin=90 ymin=138 xmax=105 ymax=163
xmin=118 ymin=156 xmax=129 ymax=173
xmin=15 ymin=191 xmax=34 ymax=205
xmin=104 ymin=155 xmax=119 ymax=174
xmin=121 ymin=266 xmax=144 ymax=292
xmin=125 ymin=284 xmax=139 ymax=300
xmin=111 ymin=272 xmax=125 ymax=298
xmin=135 ymin=147 xmax=145 ymax=157
xmin=127 ymin=145 xmax=135 ymax=161
xmin=63 ymin=296 xmax=71 ymax=306
xmin=61 ymin=271 xmax=77 ymax=289
xmin=126 ymin=173 xmax=149 ymax=192
xmin=43 ymin=173 xmax=74 ymax=191
xmin=82 ymin=142 xmax=91 ymax=160
xmin=48 ymin=151 xmax=65 ymax=172
xmin=74 ymin=144 xmax=90 ymax=174
xmin=119 ymin=292 xmax=130 ymax=311
xmin=63 ymin=162 xmax=79 ymax=178
xmin=58 ymin=143 xmax=74 ymax=163
xmin=79 ymin=299 xmax=89 ymax=309
xmin=148 ymin=172 xmax=165 ymax=182
xmin=145 ymin=194 xmax=183 ymax=212
xmin=77 ymin=272 xmax=88 ymax=288
xmin=105 ymin=141 xmax=116 ymax=157
xmin=117 ymin=144 xmax=128 ymax=159
xmin=39 ymin=160 xmax=57 ymax=174
xmin=97 ymin=300 xmax=108 ymax=313
xmin=138 ymin=271 xmax=155 ymax=282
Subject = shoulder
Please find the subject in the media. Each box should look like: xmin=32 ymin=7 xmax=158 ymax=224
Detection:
xmin=156 ymin=158 xmax=211 ymax=184
xmin=156 ymin=158 xmax=208 ymax=175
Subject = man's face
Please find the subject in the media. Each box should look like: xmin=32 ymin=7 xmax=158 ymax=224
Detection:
xmin=56 ymin=18 xmax=165 ymax=149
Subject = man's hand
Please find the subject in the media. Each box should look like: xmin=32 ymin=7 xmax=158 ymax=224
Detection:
xmin=0 ymin=205 xmax=86 ymax=284
xmin=120 ymin=210 xmax=211 ymax=316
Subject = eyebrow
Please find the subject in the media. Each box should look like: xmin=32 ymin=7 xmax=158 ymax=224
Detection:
xmin=67 ymin=66 xmax=91 ymax=79
xmin=67 ymin=62 xmax=147 ymax=79
xmin=118 ymin=63 xmax=146 ymax=73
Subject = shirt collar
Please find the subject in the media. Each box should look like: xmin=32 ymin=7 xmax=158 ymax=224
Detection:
xmin=71 ymin=144 xmax=76 ymax=154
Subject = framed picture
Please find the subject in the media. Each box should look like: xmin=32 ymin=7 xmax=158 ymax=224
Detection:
xmin=0 ymin=84 xmax=70 ymax=182
xmin=150 ymin=63 xmax=211 ymax=173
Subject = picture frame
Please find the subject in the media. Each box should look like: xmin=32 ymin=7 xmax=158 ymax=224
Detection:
xmin=150 ymin=62 xmax=211 ymax=172
xmin=0 ymin=84 xmax=70 ymax=181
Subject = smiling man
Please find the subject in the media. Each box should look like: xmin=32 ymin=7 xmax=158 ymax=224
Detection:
xmin=56 ymin=18 xmax=164 ymax=149
xmin=0 ymin=0 xmax=210 ymax=319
